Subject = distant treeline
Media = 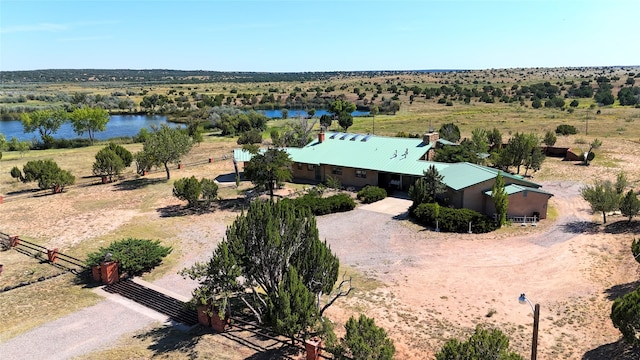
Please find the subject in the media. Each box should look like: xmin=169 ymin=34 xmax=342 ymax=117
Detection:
xmin=0 ymin=69 xmax=446 ymax=84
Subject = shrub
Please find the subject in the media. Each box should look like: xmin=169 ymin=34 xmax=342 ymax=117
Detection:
xmin=611 ymin=285 xmax=640 ymax=345
xmin=283 ymin=193 xmax=355 ymax=216
xmin=86 ymin=238 xmax=172 ymax=277
xmin=173 ymin=176 xmax=202 ymax=207
xmin=555 ymin=124 xmax=577 ymax=135
xmin=412 ymin=203 xmax=497 ymax=233
xmin=22 ymin=159 xmax=75 ymax=192
xmin=173 ymin=176 xmax=218 ymax=208
xmin=10 ymin=166 xmax=22 ymax=180
xmin=357 ymin=186 xmax=387 ymax=204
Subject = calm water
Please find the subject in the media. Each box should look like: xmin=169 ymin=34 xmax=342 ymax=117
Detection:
xmin=0 ymin=109 xmax=370 ymax=141
xmin=0 ymin=115 xmax=173 ymax=142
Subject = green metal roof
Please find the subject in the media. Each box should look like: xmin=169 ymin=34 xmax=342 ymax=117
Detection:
xmin=233 ymin=132 xmax=545 ymax=191
xmin=438 ymin=162 xmax=541 ymax=191
xmin=484 ymin=184 xmax=554 ymax=197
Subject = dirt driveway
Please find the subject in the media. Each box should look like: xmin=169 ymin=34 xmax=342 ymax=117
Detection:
xmin=318 ymin=181 xmax=639 ymax=359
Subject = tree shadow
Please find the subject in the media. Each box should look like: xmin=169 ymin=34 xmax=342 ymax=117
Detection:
xmin=561 ymin=221 xmax=601 ymax=234
xmin=157 ymin=204 xmax=196 ymax=218
xmin=115 ymin=177 xmax=166 ymax=191
xmin=583 ymin=339 xmax=640 ymax=360
xmin=604 ymin=280 xmax=640 ymax=301
xmin=392 ymin=211 xmax=409 ymax=220
xmin=133 ymin=324 xmax=203 ymax=359
xmin=217 ymin=198 xmax=247 ymax=212
xmin=604 ymin=220 xmax=640 ymax=235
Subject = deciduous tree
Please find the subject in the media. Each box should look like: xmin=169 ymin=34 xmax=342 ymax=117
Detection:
xmin=137 ymin=124 xmax=193 ymax=179
xmin=581 ymin=180 xmax=619 ymax=223
xmin=19 ymin=108 xmax=67 ymax=145
xmin=70 ymin=107 xmax=109 ymax=144
xmin=243 ymin=148 xmax=292 ymax=199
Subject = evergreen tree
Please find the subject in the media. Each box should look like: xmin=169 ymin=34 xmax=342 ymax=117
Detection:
xmin=435 ymin=325 xmax=523 ymax=360
xmin=492 ymin=173 xmax=509 ymax=227
xmin=268 ymin=267 xmax=318 ymax=343
xmin=620 ymin=190 xmax=640 ymax=223
xmin=338 ymin=314 xmax=395 ymax=360
xmin=611 ymin=285 xmax=640 ymax=345
xmin=22 ymin=159 xmax=75 ymax=193
xmin=173 ymin=176 xmax=202 ymax=208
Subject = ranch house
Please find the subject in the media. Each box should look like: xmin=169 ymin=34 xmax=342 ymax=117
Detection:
xmin=234 ymin=131 xmax=553 ymax=220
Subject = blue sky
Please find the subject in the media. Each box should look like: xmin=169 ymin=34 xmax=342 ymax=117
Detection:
xmin=1 ymin=0 xmax=638 ymax=72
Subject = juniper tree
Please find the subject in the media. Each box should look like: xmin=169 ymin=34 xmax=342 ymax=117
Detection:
xmin=492 ymin=173 xmax=509 ymax=227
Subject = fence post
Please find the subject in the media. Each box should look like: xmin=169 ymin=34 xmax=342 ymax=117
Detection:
xmin=10 ymin=235 xmax=20 ymax=247
xmin=47 ymin=248 xmax=59 ymax=262
xmin=100 ymin=261 xmax=119 ymax=284
xmin=305 ymin=338 xmax=322 ymax=360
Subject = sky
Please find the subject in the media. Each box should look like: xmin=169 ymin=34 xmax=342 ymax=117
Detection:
xmin=1 ymin=0 xmax=638 ymax=72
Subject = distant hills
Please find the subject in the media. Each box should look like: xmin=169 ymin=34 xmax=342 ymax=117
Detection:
xmin=0 ymin=69 xmax=457 ymax=84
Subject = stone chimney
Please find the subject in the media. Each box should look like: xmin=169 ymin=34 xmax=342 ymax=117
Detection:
xmin=318 ymin=132 xmax=325 ymax=143
xmin=423 ymin=131 xmax=439 ymax=144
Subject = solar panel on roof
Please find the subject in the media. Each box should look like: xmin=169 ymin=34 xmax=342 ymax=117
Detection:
xmin=361 ymin=135 xmax=372 ymax=142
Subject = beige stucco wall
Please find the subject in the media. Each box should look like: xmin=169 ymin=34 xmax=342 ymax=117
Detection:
xmin=450 ymin=178 xmax=551 ymax=219
xmin=291 ymin=162 xmax=317 ymax=182
xmin=506 ymin=191 xmax=550 ymax=219
xmin=320 ymin=164 xmax=378 ymax=188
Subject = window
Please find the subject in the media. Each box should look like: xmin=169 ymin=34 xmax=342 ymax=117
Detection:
xmin=307 ymin=164 xmax=314 ymax=171
xmin=331 ymin=166 xmax=342 ymax=175
xmin=297 ymin=163 xmax=303 ymax=170
xmin=355 ymin=169 xmax=367 ymax=178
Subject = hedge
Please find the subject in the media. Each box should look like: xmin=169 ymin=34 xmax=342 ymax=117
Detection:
xmin=412 ymin=203 xmax=498 ymax=233
xmin=357 ymin=186 xmax=387 ymax=204
xmin=282 ymin=193 xmax=356 ymax=215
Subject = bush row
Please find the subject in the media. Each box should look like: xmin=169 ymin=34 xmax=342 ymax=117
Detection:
xmin=357 ymin=186 xmax=387 ymax=204
xmin=282 ymin=193 xmax=355 ymax=215
xmin=411 ymin=203 xmax=498 ymax=233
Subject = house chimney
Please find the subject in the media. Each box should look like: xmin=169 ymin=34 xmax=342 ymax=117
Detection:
xmin=318 ymin=132 xmax=325 ymax=143
xmin=423 ymin=131 xmax=439 ymax=144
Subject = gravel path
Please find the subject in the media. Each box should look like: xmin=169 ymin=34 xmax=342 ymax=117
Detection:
xmin=0 ymin=290 xmax=160 ymax=360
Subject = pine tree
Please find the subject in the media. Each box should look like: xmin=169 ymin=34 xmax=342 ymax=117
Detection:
xmin=620 ymin=190 xmax=640 ymax=223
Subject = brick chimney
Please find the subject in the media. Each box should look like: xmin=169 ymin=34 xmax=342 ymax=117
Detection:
xmin=423 ymin=131 xmax=439 ymax=144
xmin=318 ymin=132 xmax=325 ymax=143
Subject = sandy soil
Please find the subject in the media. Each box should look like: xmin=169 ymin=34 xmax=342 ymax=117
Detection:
xmin=1 ymin=138 xmax=640 ymax=359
